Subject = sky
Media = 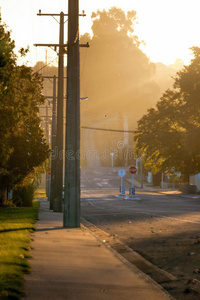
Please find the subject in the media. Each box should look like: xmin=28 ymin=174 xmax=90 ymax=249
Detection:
xmin=1 ymin=0 xmax=200 ymax=66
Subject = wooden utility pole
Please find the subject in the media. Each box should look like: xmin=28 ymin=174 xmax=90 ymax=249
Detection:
xmin=64 ymin=0 xmax=80 ymax=227
xmin=50 ymin=76 xmax=57 ymax=210
xmin=54 ymin=12 xmax=64 ymax=212
xmin=35 ymin=7 xmax=88 ymax=225
xmin=45 ymin=103 xmax=50 ymax=199
xmin=35 ymin=11 xmax=67 ymax=212
xmin=42 ymin=77 xmax=59 ymax=209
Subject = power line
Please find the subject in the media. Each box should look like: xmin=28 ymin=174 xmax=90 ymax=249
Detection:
xmin=33 ymin=56 xmax=58 ymax=73
xmin=81 ymin=126 xmax=136 ymax=133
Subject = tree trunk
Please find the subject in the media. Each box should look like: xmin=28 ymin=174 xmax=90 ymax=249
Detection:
xmin=0 ymin=181 xmax=8 ymax=207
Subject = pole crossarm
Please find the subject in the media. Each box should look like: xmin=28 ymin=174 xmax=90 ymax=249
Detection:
xmin=37 ymin=11 xmax=86 ymax=25
xmin=34 ymin=43 xmax=65 ymax=47
xmin=37 ymin=13 xmax=86 ymax=17
xmin=80 ymin=42 xmax=90 ymax=48
xmin=43 ymin=76 xmax=67 ymax=79
xmin=34 ymin=42 xmax=89 ymax=54
xmin=34 ymin=43 xmax=89 ymax=48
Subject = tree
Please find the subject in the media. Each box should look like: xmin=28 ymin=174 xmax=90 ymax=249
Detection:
xmin=0 ymin=21 xmax=49 ymax=206
xmin=80 ymin=7 xmax=160 ymax=126
xmin=0 ymin=20 xmax=16 ymax=176
xmin=79 ymin=7 xmax=161 ymax=166
xmin=135 ymin=47 xmax=200 ymax=182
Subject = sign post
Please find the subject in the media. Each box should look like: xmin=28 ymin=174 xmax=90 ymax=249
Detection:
xmin=128 ymin=166 xmax=138 ymax=198
xmin=117 ymin=169 xmax=126 ymax=196
xmin=110 ymin=152 xmax=114 ymax=168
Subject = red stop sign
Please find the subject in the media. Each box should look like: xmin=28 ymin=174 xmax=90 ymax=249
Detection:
xmin=129 ymin=166 xmax=137 ymax=174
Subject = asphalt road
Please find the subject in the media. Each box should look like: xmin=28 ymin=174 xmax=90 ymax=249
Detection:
xmin=80 ymin=166 xmax=200 ymax=300
xmin=81 ymin=166 xmax=200 ymax=221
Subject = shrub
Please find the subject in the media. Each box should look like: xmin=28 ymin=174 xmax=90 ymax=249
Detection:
xmin=12 ymin=184 xmax=36 ymax=207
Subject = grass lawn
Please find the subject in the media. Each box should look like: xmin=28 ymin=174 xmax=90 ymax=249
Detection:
xmin=0 ymin=199 xmax=40 ymax=299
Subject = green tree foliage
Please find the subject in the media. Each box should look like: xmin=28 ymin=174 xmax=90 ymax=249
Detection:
xmin=135 ymin=47 xmax=200 ymax=182
xmin=0 ymin=21 xmax=49 ymax=205
xmin=0 ymin=21 xmax=16 ymax=173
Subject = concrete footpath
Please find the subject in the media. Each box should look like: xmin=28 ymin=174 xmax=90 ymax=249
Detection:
xmin=23 ymin=199 xmax=174 ymax=300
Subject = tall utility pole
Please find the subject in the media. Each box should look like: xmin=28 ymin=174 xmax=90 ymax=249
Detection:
xmin=41 ymin=77 xmax=67 ymax=210
xmin=35 ymin=11 xmax=67 ymax=212
xmin=42 ymin=77 xmax=57 ymax=209
xmin=64 ymin=0 xmax=80 ymax=227
xmin=41 ymin=75 xmax=58 ymax=209
xmin=45 ymin=103 xmax=50 ymax=199
xmin=54 ymin=12 xmax=64 ymax=212
xmin=50 ymin=76 xmax=57 ymax=210
xmin=35 ymin=7 xmax=88 ymax=224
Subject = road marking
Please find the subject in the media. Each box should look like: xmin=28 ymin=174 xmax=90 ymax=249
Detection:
xmin=83 ymin=199 xmax=200 ymax=225
xmin=96 ymin=182 xmax=110 ymax=187
xmin=88 ymin=201 xmax=106 ymax=210
xmin=86 ymin=178 xmax=92 ymax=184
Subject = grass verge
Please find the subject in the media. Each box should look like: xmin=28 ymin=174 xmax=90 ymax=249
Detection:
xmin=0 ymin=200 xmax=39 ymax=300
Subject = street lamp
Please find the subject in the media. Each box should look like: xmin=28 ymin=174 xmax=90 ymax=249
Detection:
xmin=110 ymin=152 xmax=114 ymax=167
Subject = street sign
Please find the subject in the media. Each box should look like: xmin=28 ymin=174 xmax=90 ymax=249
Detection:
xmin=120 ymin=187 xmax=125 ymax=195
xmin=110 ymin=152 xmax=114 ymax=157
xmin=118 ymin=169 xmax=126 ymax=196
xmin=118 ymin=169 xmax=126 ymax=177
xmin=129 ymin=166 xmax=137 ymax=174
xmin=129 ymin=187 xmax=135 ymax=196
